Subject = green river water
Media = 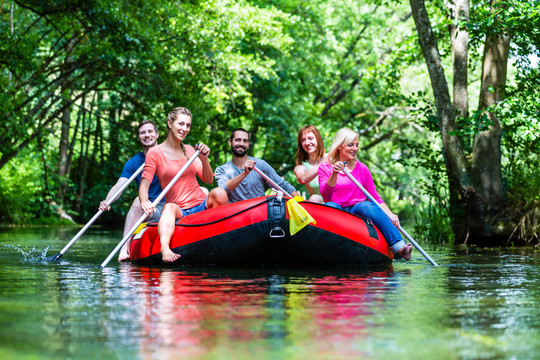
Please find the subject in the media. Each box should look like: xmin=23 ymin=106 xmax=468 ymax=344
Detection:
xmin=0 ymin=226 xmax=539 ymax=359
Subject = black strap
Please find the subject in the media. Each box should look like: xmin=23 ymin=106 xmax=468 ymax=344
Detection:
xmin=364 ymin=218 xmax=378 ymax=240
xmin=267 ymin=196 xmax=286 ymax=237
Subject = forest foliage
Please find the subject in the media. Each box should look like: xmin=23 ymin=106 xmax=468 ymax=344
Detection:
xmin=1 ymin=0 xmax=538 ymax=245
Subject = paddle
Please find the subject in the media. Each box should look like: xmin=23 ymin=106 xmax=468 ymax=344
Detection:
xmin=252 ymin=166 xmax=293 ymax=197
xmin=341 ymin=165 xmax=438 ymax=266
xmin=99 ymin=147 xmax=201 ymax=268
xmin=47 ymin=163 xmax=145 ymax=261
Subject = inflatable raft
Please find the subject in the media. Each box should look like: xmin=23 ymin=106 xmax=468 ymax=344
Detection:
xmin=129 ymin=195 xmax=394 ymax=266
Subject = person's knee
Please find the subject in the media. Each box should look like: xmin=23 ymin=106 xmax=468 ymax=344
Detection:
xmin=351 ymin=202 xmax=371 ymax=216
xmin=132 ymin=197 xmax=141 ymax=207
xmin=162 ymin=203 xmax=182 ymax=218
xmin=127 ymin=197 xmax=143 ymax=214
xmin=163 ymin=203 xmax=176 ymax=212
xmin=208 ymin=188 xmax=228 ymax=207
xmin=325 ymin=202 xmax=342 ymax=210
xmin=352 ymin=202 xmax=387 ymax=221
xmin=159 ymin=203 xmax=181 ymax=229
xmin=309 ymin=194 xmax=323 ymax=203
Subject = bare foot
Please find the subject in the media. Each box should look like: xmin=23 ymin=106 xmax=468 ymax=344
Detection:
xmin=161 ymin=248 xmax=181 ymax=263
xmin=118 ymin=241 xmax=130 ymax=261
xmin=118 ymin=245 xmax=129 ymax=261
xmin=396 ymin=243 xmax=413 ymax=261
xmin=118 ymin=251 xmax=130 ymax=262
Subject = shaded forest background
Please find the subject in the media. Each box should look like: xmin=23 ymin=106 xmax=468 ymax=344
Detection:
xmin=1 ymin=0 xmax=538 ymax=245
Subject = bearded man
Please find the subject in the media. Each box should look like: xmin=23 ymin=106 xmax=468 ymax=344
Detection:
xmin=215 ymin=128 xmax=299 ymax=203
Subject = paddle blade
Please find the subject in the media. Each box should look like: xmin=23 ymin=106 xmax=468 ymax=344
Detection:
xmin=133 ymin=222 xmax=148 ymax=235
xmin=287 ymin=196 xmax=316 ymax=236
xmin=45 ymin=252 xmax=63 ymax=261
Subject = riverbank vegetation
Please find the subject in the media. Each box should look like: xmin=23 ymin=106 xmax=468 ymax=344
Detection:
xmin=1 ymin=0 xmax=538 ymax=245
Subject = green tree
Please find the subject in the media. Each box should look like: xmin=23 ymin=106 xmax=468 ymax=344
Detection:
xmin=409 ymin=0 xmax=539 ymax=244
xmin=0 ymin=0 xmax=293 ymax=223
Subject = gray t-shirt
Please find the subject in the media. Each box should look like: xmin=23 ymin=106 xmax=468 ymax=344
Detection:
xmin=215 ymin=156 xmax=297 ymax=202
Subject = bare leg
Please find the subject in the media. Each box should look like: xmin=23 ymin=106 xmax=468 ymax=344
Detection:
xmin=308 ymin=194 xmax=324 ymax=203
xmin=119 ymin=197 xmax=146 ymax=261
xmin=207 ymin=188 xmax=228 ymax=208
xmin=158 ymin=203 xmax=183 ymax=263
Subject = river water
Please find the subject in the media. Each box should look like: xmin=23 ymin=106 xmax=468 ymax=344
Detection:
xmin=0 ymin=226 xmax=539 ymax=359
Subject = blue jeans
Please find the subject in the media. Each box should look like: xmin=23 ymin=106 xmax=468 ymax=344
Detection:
xmin=325 ymin=201 xmax=406 ymax=254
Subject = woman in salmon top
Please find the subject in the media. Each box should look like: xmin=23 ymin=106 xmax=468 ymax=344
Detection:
xmin=139 ymin=107 xmax=228 ymax=262
xmin=318 ymin=128 xmax=413 ymax=260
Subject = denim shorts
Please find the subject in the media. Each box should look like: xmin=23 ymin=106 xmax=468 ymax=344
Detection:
xmin=146 ymin=202 xmax=165 ymax=223
xmin=180 ymin=197 xmax=207 ymax=217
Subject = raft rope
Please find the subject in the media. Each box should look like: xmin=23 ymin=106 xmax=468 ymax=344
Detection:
xmin=176 ymin=198 xmax=274 ymax=227
xmin=143 ymin=197 xmax=376 ymax=230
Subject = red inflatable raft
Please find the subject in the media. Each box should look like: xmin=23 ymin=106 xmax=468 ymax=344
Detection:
xmin=129 ymin=196 xmax=394 ymax=266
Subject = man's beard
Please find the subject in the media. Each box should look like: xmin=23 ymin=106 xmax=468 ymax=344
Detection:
xmin=232 ymin=146 xmax=247 ymax=157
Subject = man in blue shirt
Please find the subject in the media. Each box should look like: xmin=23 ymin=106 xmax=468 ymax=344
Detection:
xmin=215 ymin=128 xmax=299 ymax=202
xmin=99 ymin=120 xmax=164 ymax=260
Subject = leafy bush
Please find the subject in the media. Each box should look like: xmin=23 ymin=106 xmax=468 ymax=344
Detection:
xmin=0 ymin=150 xmax=57 ymax=224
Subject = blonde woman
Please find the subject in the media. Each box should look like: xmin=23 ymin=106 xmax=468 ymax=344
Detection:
xmin=139 ymin=107 xmax=228 ymax=262
xmin=294 ymin=125 xmax=325 ymax=203
xmin=318 ymin=128 xmax=413 ymax=260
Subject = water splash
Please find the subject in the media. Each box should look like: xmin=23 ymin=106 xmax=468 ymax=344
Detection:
xmin=3 ymin=244 xmax=51 ymax=262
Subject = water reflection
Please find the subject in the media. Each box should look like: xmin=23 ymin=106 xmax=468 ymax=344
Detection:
xmin=2 ymin=227 xmax=540 ymax=359
xmin=444 ymin=248 xmax=540 ymax=359
xmin=112 ymin=266 xmax=397 ymax=358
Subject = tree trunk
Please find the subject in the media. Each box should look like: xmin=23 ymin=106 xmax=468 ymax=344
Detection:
xmin=76 ymin=104 xmax=89 ymax=215
xmin=446 ymin=0 xmax=475 ymax=242
xmin=409 ymin=0 xmax=471 ymax=243
xmin=108 ymin=107 xmax=119 ymax=166
xmin=409 ymin=0 xmax=471 ymax=190
xmin=8 ymin=4 xmax=13 ymax=84
xmin=66 ymin=103 xmax=82 ymax=177
xmin=472 ymin=2 xmax=509 ymax=203
xmin=410 ymin=0 xmax=520 ymax=244
xmin=37 ymin=128 xmax=51 ymax=201
xmin=448 ymin=0 xmax=469 ymax=120
xmin=57 ymin=91 xmax=72 ymax=204
xmin=469 ymin=0 xmax=511 ymax=240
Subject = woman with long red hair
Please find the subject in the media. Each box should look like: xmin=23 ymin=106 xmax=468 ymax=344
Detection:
xmin=294 ymin=125 xmax=326 ymax=203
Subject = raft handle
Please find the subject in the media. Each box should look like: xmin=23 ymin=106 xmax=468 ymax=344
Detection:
xmin=269 ymin=226 xmax=286 ymax=238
